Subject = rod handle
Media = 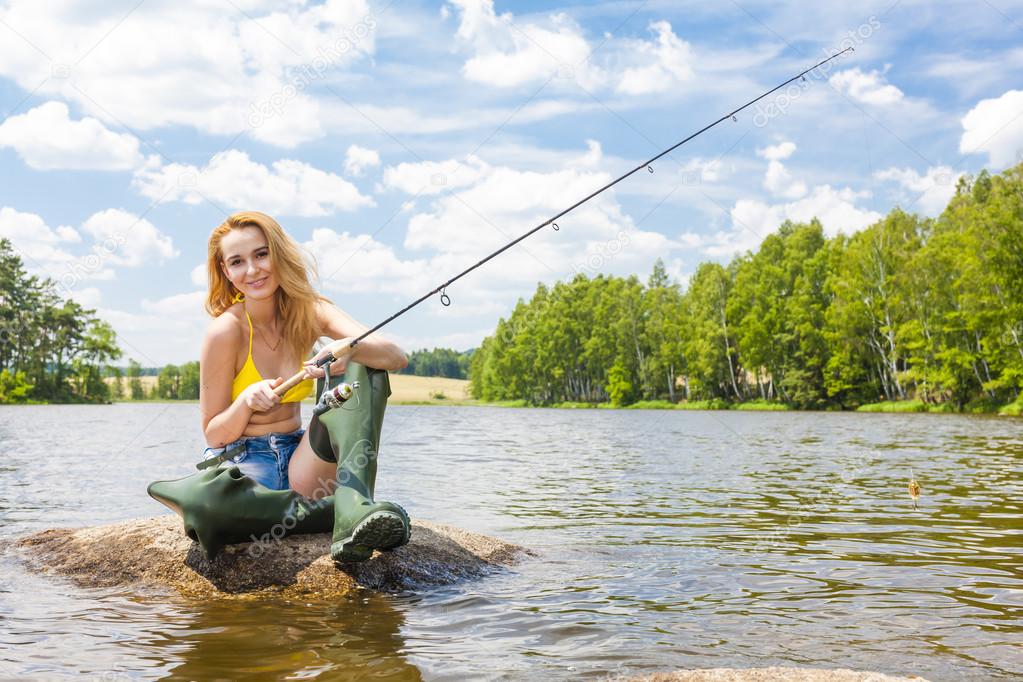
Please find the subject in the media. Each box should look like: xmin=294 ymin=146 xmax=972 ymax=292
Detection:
xmin=271 ymin=339 xmax=356 ymax=397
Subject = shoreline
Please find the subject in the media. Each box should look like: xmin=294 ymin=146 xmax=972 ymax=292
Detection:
xmin=9 ymin=374 xmax=1023 ymax=416
xmin=5 ymin=398 xmax=1021 ymax=416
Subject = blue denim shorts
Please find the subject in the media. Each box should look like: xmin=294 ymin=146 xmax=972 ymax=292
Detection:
xmin=202 ymin=429 xmax=305 ymax=490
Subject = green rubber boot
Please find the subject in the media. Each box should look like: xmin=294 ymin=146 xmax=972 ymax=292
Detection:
xmin=308 ymin=361 xmax=411 ymax=563
xmin=147 ymin=466 xmax=334 ymax=560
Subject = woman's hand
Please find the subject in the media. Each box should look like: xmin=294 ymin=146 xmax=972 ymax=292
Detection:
xmin=303 ymin=338 xmax=357 ymax=378
xmin=241 ymin=377 xmax=283 ymax=412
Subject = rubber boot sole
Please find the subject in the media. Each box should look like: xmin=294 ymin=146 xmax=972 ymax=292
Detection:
xmin=331 ymin=507 xmax=411 ymax=564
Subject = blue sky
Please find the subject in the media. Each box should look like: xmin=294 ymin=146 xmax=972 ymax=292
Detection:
xmin=1 ymin=0 xmax=1022 ymax=366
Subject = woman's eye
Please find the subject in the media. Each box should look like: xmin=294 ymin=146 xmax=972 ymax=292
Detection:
xmin=257 ymin=251 xmax=268 ymax=259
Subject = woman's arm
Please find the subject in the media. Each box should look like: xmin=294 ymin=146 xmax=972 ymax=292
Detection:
xmin=199 ymin=316 xmax=283 ymax=446
xmin=308 ymin=300 xmax=408 ymax=373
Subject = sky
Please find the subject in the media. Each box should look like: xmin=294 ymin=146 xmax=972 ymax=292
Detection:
xmin=1 ymin=0 xmax=1022 ymax=366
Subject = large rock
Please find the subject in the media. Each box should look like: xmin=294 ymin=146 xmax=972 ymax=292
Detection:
xmin=15 ymin=514 xmax=528 ymax=598
xmin=624 ymin=670 xmax=926 ymax=681
xmin=623 ymin=669 xmax=927 ymax=681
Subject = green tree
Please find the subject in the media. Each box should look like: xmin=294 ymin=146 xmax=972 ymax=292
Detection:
xmin=128 ymin=359 xmax=145 ymax=400
xmin=179 ymin=361 xmax=201 ymax=399
xmin=157 ymin=364 xmax=181 ymax=399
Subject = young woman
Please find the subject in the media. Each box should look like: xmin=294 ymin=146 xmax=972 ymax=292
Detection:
xmin=199 ymin=211 xmax=408 ymax=499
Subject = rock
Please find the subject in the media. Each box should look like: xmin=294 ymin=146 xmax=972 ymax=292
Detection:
xmin=15 ymin=514 xmax=528 ymax=599
xmin=623 ymin=669 xmax=927 ymax=682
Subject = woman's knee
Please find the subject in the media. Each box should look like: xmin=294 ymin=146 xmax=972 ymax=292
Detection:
xmin=288 ymin=445 xmax=337 ymax=499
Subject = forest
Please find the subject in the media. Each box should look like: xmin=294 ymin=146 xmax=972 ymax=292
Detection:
xmin=469 ymin=166 xmax=1023 ymax=412
xmin=4 ymin=164 xmax=1022 ymax=411
xmin=0 ymin=238 xmax=121 ymax=403
xmin=396 ymin=347 xmax=473 ymax=379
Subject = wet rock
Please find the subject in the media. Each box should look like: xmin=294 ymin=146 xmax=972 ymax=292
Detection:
xmin=15 ymin=514 xmax=528 ymax=599
xmin=623 ymin=669 xmax=927 ymax=681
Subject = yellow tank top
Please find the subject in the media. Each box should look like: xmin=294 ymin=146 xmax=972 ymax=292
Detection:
xmin=231 ymin=311 xmax=314 ymax=403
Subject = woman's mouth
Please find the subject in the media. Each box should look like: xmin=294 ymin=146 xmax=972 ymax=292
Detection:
xmin=247 ymin=276 xmax=269 ymax=289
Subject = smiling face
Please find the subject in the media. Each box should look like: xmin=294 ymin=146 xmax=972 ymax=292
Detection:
xmin=219 ymin=225 xmax=277 ymax=301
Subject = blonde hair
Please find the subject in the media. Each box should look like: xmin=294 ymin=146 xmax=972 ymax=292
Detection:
xmin=205 ymin=211 xmax=327 ymax=362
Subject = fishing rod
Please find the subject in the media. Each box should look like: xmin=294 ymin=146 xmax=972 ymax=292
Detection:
xmin=273 ymin=47 xmax=854 ymax=399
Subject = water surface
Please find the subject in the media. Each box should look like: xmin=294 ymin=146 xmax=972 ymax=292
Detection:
xmin=1 ymin=404 xmax=1020 ymax=680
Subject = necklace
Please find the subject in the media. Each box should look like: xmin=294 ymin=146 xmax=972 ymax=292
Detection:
xmin=253 ymin=318 xmax=282 ymax=352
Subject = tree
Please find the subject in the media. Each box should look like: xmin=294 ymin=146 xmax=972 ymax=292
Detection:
xmin=157 ymin=364 xmax=181 ymax=399
xmin=128 ymin=359 xmax=145 ymax=400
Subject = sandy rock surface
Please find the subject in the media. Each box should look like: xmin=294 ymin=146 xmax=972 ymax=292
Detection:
xmin=624 ymin=669 xmax=927 ymax=681
xmin=15 ymin=514 xmax=527 ymax=599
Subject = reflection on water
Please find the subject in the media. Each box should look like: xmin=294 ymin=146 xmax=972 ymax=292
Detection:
xmin=1 ymin=404 xmax=1020 ymax=680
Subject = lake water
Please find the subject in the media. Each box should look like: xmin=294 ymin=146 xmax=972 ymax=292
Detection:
xmin=1 ymin=404 xmax=1020 ymax=680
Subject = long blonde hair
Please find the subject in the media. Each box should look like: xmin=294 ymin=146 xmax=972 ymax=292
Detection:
xmin=205 ymin=211 xmax=327 ymax=362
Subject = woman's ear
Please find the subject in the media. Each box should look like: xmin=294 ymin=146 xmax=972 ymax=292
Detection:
xmin=219 ymin=260 xmax=232 ymax=285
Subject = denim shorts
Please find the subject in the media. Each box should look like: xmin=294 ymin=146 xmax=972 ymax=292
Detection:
xmin=201 ymin=429 xmax=305 ymax=490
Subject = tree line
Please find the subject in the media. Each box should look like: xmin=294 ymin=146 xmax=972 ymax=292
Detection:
xmin=395 ymin=347 xmax=473 ymax=379
xmin=469 ymin=165 xmax=1023 ymax=410
xmin=0 ymin=239 xmax=122 ymax=403
xmin=106 ymin=361 xmax=201 ymax=401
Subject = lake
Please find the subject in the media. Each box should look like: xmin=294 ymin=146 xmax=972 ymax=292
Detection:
xmin=1 ymin=404 xmax=1020 ymax=680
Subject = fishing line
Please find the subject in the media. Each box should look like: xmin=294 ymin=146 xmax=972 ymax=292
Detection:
xmin=318 ymin=47 xmax=854 ymax=366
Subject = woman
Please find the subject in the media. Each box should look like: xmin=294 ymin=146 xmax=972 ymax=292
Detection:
xmin=199 ymin=210 xmax=408 ymax=498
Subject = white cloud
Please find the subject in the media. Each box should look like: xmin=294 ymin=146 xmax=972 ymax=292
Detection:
xmin=0 ymin=0 xmax=375 ymax=147
xmin=393 ymin=327 xmax=495 ymax=353
xmin=757 ymin=141 xmax=802 ymax=198
xmin=0 ymin=102 xmax=143 ymax=171
xmin=0 ymin=206 xmax=81 ymax=273
xmin=615 ymin=21 xmax=693 ymax=95
xmin=381 ymin=156 xmax=490 ymax=196
xmin=959 ymin=89 xmax=1023 ymax=168
xmin=0 ymin=206 xmax=174 ymax=290
xmin=101 ymin=294 xmax=209 ymax=366
xmin=733 ymin=186 xmax=881 ymax=240
xmin=448 ymin=0 xmax=601 ymax=89
xmin=756 ymin=141 xmax=796 ymax=161
xmin=317 ymin=141 xmax=672 ymax=311
xmin=874 ymin=165 xmax=962 ymax=216
xmin=763 ymin=161 xmax=808 ymax=199
xmin=829 ymin=67 xmax=904 ymax=106
xmin=80 ymin=209 xmax=179 ymax=266
xmin=190 ymin=263 xmax=207 ymax=287
xmin=305 ymin=228 xmax=431 ymax=295
xmin=140 ymin=290 xmax=206 ymax=316
xmin=70 ymin=287 xmax=103 ymax=308
xmin=756 ymin=141 xmax=805 ymax=199
xmin=132 ymin=150 xmax=374 ymax=217
xmin=401 ymin=144 xmax=673 ymax=287
xmin=447 ymin=2 xmax=692 ymax=96
xmin=343 ymin=145 xmax=381 ymax=177
xmin=688 ymin=184 xmax=881 ymax=259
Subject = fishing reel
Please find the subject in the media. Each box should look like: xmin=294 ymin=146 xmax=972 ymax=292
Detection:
xmin=312 ymin=380 xmax=359 ymax=417
xmin=310 ymin=353 xmax=360 ymax=417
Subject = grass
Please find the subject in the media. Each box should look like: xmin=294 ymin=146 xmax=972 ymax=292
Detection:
xmin=998 ymin=397 xmax=1023 ymax=416
xmin=674 ymin=399 xmax=732 ymax=410
xmin=733 ymin=399 xmax=791 ymax=411
xmin=856 ymin=397 xmax=1023 ymax=415
xmin=94 ymin=373 xmax=1023 ymax=416
xmin=622 ymin=399 xmax=678 ymax=409
xmin=856 ymin=399 xmax=929 ymax=413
